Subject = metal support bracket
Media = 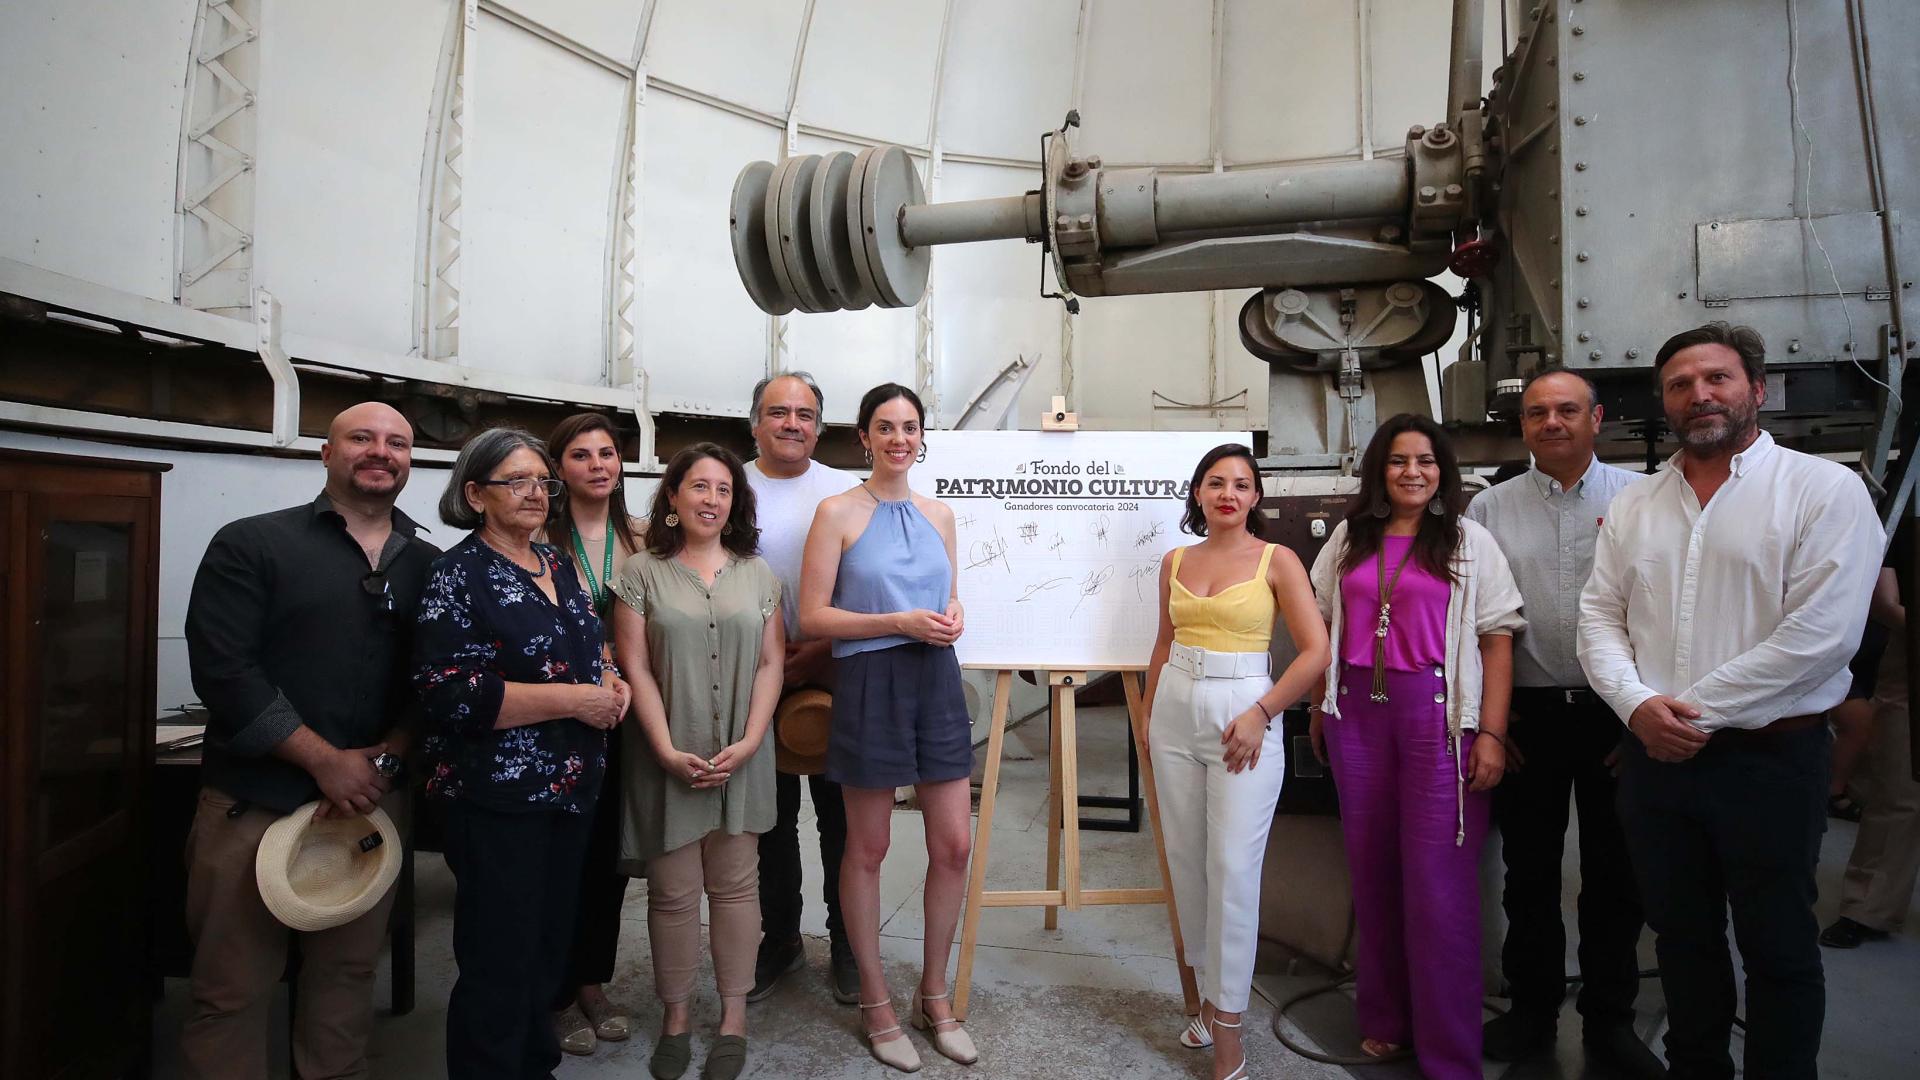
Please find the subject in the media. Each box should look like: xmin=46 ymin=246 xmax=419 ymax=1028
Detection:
xmin=630 ymin=367 xmax=662 ymax=472
xmin=252 ymin=288 xmax=301 ymax=447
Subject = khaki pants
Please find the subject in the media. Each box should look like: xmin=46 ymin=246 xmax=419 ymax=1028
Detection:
xmin=1840 ymin=653 xmax=1920 ymax=932
xmin=179 ymin=787 xmax=404 ymax=1080
xmin=646 ymin=830 xmax=759 ymax=1003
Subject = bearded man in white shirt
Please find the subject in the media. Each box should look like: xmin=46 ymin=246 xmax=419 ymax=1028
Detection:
xmin=1578 ymin=322 xmax=1884 ymax=1080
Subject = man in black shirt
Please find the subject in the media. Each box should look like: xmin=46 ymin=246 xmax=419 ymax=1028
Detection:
xmin=180 ymin=402 xmax=439 ymax=1079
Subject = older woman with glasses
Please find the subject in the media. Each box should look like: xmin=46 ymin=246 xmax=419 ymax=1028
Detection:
xmin=414 ymin=427 xmax=632 ymax=1080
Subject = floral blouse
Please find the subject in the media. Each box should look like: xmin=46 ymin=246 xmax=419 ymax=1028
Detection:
xmin=415 ymin=533 xmax=607 ymax=813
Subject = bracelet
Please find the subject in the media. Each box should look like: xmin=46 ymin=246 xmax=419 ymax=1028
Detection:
xmin=1482 ymin=730 xmax=1506 ymax=748
xmin=1254 ymin=700 xmax=1273 ymax=722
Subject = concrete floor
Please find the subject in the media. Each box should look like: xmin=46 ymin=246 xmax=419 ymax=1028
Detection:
xmin=153 ymin=704 xmax=1920 ymax=1078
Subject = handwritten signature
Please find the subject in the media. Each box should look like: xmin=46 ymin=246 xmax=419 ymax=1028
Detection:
xmin=1089 ymin=515 xmax=1111 ymax=544
xmin=1128 ymin=557 xmax=1162 ymax=600
xmin=1133 ymin=520 xmax=1165 ymax=548
xmin=1071 ymin=565 xmax=1116 ymax=618
xmin=965 ymin=528 xmax=1012 ymax=574
xmin=1016 ymin=577 xmax=1072 ymax=602
xmin=1017 ymin=521 xmax=1039 ymax=544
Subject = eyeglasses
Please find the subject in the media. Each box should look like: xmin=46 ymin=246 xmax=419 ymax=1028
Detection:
xmin=476 ymin=477 xmax=564 ymax=498
xmin=361 ymin=570 xmax=396 ymax=615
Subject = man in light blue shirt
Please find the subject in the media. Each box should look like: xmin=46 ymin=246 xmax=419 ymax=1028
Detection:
xmin=1465 ymin=367 xmax=1660 ymax=1076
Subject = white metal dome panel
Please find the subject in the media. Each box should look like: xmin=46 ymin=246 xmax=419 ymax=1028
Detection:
xmin=931 ymin=161 xmax=1057 ymax=426
xmin=787 ymin=303 xmax=919 ymax=427
xmin=253 ymin=0 xmax=446 ymax=358
xmin=793 ymin=0 xmax=947 ymax=148
xmin=1076 ymin=0 xmax=1214 ymax=166
xmin=1220 ymin=0 xmax=1364 ymax=164
xmin=493 ymin=0 xmax=642 ymax=66
xmin=1213 ymin=288 xmax=1268 ymax=431
xmin=1072 ymin=290 xmax=1213 ymax=428
xmin=642 ymin=0 xmax=809 ymax=119
xmin=1367 ymin=0 xmax=1486 ymax=152
xmin=0 ymin=2 xmax=194 ymax=302
xmin=638 ymin=94 xmax=777 ymax=417
xmin=460 ymin=13 xmax=627 ymax=386
xmin=933 ymin=0 xmax=1079 ymax=163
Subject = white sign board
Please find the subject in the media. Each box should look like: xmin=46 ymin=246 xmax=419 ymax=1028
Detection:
xmin=919 ymin=430 xmax=1252 ymax=670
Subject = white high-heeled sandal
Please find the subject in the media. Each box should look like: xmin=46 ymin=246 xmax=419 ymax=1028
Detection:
xmin=911 ymin=987 xmax=979 ymax=1065
xmin=860 ymin=1000 xmax=923 ymax=1073
xmin=1179 ymin=1014 xmax=1214 ymax=1049
xmin=1213 ymin=1016 xmax=1249 ymax=1080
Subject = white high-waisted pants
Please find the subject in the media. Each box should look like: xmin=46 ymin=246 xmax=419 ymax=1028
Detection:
xmin=1147 ymin=642 xmax=1286 ymax=1014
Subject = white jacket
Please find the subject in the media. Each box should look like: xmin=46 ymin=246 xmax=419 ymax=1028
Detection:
xmin=1309 ymin=517 xmax=1526 ymax=739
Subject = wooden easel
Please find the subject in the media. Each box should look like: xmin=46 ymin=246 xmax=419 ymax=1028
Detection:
xmin=952 ymin=666 xmax=1200 ymax=1019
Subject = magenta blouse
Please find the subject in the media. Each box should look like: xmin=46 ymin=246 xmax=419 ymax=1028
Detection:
xmin=1339 ymin=535 xmax=1450 ymax=672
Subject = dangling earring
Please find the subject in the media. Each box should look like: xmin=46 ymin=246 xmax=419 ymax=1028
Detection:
xmin=1427 ymin=496 xmax=1446 ymax=517
xmin=915 ymin=443 xmax=928 ymax=463
xmin=664 ymin=512 xmax=680 ymax=527
xmin=1370 ymin=499 xmax=1390 ymax=519
xmin=863 ymin=446 xmax=873 ymax=466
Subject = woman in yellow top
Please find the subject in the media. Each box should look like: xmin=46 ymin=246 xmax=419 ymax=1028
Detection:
xmin=1144 ymin=443 xmax=1329 ymax=1080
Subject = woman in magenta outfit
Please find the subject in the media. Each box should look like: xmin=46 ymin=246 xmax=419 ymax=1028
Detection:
xmin=1306 ymin=414 xmax=1524 ymax=1079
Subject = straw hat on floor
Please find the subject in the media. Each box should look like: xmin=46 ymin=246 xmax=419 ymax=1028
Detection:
xmin=255 ymin=801 xmax=403 ymax=931
xmin=775 ymin=688 xmax=833 ymax=776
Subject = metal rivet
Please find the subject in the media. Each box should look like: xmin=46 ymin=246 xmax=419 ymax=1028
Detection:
xmin=1589 ymin=350 xmax=1604 ymax=360
xmin=1572 ymin=25 xmax=1586 ymax=35
xmin=1550 ymin=278 xmax=1560 ymax=288
xmin=1577 ymin=251 xmax=1591 ymax=262
xmin=1574 ymin=115 xmax=1589 ymax=125
xmin=1573 ymin=71 xmax=1587 ymax=81
xmin=1549 ymin=144 xmax=1559 ymax=154
xmin=1678 ymin=291 xmax=1689 ymax=299
xmin=1550 ymin=234 xmax=1560 ymax=244
xmin=1789 ymin=340 xmax=1802 ymax=353
xmin=1578 ymin=331 xmax=1592 ymax=342
xmin=1576 ymin=206 xmax=1590 ymax=216
xmin=1575 ymin=161 xmax=1589 ymax=171
xmin=1578 ymin=297 xmax=1591 ymax=308
xmin=1626 ymin=348 xmax=1641 ymax=359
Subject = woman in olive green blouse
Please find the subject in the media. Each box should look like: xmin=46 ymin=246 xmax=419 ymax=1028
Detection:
xmin=611 ymin=443 xmax=783 ymax=1080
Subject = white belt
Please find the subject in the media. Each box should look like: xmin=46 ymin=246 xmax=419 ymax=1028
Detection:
xmin=1168 ymin=641 xmax=1270 ymax=680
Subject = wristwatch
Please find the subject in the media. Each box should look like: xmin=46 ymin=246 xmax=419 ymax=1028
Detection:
xmin=372 ymin=752 xmax=403 ymax=780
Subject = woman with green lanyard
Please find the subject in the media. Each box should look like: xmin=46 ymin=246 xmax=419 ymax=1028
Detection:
xmin=544 ymin=412 xmax=647 ymax=1056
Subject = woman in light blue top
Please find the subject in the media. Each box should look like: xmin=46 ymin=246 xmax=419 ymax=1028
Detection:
xmin=799 ymin=384 xmax=976 ymax=1072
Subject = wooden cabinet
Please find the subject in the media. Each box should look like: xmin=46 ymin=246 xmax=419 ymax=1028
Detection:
xmin=0 ymin=450 xmax=167 ymax=1080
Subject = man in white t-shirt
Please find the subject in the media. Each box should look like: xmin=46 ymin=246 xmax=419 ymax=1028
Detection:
xmin=743 ymin=370 xmax=861 ymax=1006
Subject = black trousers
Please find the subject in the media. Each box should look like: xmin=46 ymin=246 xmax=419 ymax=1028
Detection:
xmin=555 ymin=728 xmax=628 ymax=1005
xmin=1495 ymin=688 xmax=1644 ymax=1028
xmin=1617 ymin=725 xmax=1829 ymax=1080
xmin=444 ymin=800 xmax=595 ymax=1080
xmin=759 ymin=768 xmax=848 ymax=944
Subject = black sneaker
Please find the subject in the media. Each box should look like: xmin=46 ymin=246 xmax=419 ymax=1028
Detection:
xmin=1483 ymin=1009 xmax=1556 ymax=1062
xmin=1820 ymin=916 xmax=1891 ymax=949
xmin=747 ymin=938 xmax=804 ymax=1003
xmin=828 ymin=932 xmax=860 ymax=1005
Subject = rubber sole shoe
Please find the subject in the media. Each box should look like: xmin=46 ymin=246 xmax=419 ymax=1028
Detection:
xmin=1820 ymin=916 xmax=1890 ymax=949
xmin=747 ymin=940 xmax=804 ymax=1003
xmin=829 ymin=934 xmax=861 ymax=1005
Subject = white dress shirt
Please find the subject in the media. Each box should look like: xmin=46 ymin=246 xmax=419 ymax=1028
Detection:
xmin=1465 ymin=457 xmax=1641 ymax=687
xmin=1577 ymin=430 xmax=1884 ymax=731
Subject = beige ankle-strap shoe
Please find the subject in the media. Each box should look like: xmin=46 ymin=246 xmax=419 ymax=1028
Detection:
xmin=911 ymin=987 xmax=978 ymax=1065
xmin=860 ymin=1000 xmax=923 ymax=1073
